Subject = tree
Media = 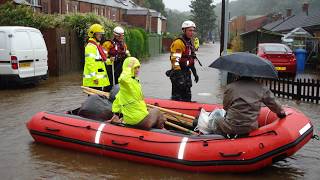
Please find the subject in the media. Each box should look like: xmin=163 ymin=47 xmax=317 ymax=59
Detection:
xmin=190 ymin=0 xmax=217 ymax=42
xmin=166 ymin=9 xmax=191 ymax=34
xmin=132 ymin=0 xmax=166 ymax=16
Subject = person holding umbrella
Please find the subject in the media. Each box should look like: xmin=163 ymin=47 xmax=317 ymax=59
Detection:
xmin=209 ymin=52 xmax=287 ymax=137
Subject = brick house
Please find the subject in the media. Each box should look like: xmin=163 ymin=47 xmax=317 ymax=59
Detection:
xmin=1 ymin=0 xmax=167 ymax=33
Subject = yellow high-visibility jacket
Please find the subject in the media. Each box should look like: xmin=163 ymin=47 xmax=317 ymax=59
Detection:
xmin=83 ymin=38 xmax=110 ymax=87
xmin=112 ymin=57 xmax=148 ymax=125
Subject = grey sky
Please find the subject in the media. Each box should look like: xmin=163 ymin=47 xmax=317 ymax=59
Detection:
xmin=163 ymin=0 xmax=223 ymax=12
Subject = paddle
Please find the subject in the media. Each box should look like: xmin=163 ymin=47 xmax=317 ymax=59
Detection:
xmin=81 ymin=86 xmax=196 ymax=121
xmin=81 ymin=86 xmax=197 ymax=134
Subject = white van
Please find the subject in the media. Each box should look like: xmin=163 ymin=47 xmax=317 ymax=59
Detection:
xmin=0 ymin=26 xmax=48 ymax=84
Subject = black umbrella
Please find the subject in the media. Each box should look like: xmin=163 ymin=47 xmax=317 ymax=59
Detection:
xmin=209 ymin=52 xmax=278 ymax=79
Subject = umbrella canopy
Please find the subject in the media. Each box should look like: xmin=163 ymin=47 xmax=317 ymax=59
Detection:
xmin=209 ymin=52 xmax=278 ymax=79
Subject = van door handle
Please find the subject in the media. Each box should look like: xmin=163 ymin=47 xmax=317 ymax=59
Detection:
xmin=35 ymin=59 xmax=39 ymax=61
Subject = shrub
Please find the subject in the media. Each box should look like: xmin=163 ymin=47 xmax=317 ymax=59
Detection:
xmin=0 ymin=2 xmax=150 ymax=59
xmin=231 ymin=35 xmax=244 ymax=52
xmin=0 ymin=2 xmax=57 ymax=29
xmin=125 ymin=28 xmax=149 ymax=59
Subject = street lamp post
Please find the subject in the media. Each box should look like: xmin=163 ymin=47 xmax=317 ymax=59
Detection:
xmin=219 ymin=0 xmax=229 ymax=86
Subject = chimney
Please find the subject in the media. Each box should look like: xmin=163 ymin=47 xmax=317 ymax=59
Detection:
xmin=302 ymin=3 xmax=309 ymax=16
xmin=286 ymin=8 xmax=292 ymax=17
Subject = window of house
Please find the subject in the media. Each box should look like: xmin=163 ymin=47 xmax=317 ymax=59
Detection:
xmin=94 ymin=7 xmax=99 ymax=15
xmin=111 ymin=8 xmax=118 ymax=21
xmin=66 ymin=3 xmax=69 ymax=13
xmin=42 ymin=2 xmax=48 ymax=13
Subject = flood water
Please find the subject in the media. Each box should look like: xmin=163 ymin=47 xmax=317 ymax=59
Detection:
xmin=0 ymin=43 xmax=319 ymax=179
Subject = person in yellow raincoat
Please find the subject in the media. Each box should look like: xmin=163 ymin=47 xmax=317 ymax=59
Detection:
xmin=83 ymin=24 xmax=112 ymax=91
xmin=112 ymin=57 xmax=166 ymax=130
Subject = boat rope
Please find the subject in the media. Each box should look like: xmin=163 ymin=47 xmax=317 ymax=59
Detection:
xmin=41 ymin=115 xmax=279 ymax=144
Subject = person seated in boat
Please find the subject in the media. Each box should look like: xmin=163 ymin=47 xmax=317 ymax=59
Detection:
xmin=111 ymin=57 xmax=166 ymax=130
xmin=212 ymin=76 xmax=287 ymax=137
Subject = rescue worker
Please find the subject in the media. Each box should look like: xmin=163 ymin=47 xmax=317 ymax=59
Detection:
xmin=83 ymin=24 xmax=111 ymax=91
xmin=112 ymin=57 xmax=166 ymax=130
xmin=168 ymin=20 xmax=199 ymax=102
xmin=102 ymin=26 xmax=130 ymax=92
xmin=194 ymin=37 xmax=200 ymax=51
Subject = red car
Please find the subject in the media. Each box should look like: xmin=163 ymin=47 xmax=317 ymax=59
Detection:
xmin=257 ymin=43 xmax=296 ymax=76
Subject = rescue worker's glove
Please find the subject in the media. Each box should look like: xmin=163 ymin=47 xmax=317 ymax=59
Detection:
xmin=194 ymin=74 xmax=199 ymax=83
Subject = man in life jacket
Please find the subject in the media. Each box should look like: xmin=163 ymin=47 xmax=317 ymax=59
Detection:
xmin=83 ymin=24 xmax=111 ymax=91
xmin=102 ymin=26 xmax=130 ymax=92
xmin=168 ymin=20 xmax=199 ymax=102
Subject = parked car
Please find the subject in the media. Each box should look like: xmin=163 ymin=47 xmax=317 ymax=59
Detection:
xmin=257 ymin=43 xmax=296 ymax=76
xmin=0 ymin=26 xmax=48 ymax=85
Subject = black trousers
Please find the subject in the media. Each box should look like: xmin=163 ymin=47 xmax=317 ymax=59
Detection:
xmin=170 ymin=70 xmax=192 ymax=102
xmin=105 ymin=60 xmax=124 ymax=92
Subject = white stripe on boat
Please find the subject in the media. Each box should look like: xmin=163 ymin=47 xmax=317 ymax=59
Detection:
xmin=178 ymin=137 xmax=189 ymax=160
xmin=95 ymin=123 xmax=106 ymax=144
xmin=299 ymin=123 xmax=311 ymax=135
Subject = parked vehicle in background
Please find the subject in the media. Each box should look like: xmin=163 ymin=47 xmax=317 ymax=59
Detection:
xmin=0 ymin=26 xmax=48 ymax=85
xmin=257 ymin=43 xmax=296 ymax=76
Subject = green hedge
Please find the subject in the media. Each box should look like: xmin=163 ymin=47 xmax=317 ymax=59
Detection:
xmin=125 ymin=28 xmax=149 ymax=59
xmin=0 ymin=2 xmax=149 ymax=59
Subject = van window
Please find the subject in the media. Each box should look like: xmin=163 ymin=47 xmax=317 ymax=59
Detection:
xmin=12 ymin=31 xmax=32 ymax=50
xmin=0 ymin=32 xmax=6 ymax=50
xmin=29 ymin=31 xmax=46 ymax=49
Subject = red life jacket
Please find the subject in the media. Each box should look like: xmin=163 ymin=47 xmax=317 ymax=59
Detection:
xmin=88 ymin=40 xmax=107 ymax=62
xmin=107 ymin=39 xmax=127 ymax=60
xmin=176 ymin=36 xmax=196 ymax=67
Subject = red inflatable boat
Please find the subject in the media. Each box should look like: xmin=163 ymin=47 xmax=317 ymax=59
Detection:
xmin=26 ymin=98 xmax=313 ymax=173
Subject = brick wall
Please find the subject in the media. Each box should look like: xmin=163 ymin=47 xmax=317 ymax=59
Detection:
xmin=161 ymin=20 xmax=167 ymax=33
xmin=40 ymin=0 xmax=51 ymax=13
xmin=229 ymin=16 xmax=246 ymax=35
xmin=79 ymin=1 xmax=91 ymax=13
xmin=151 ymin=17 xmax=158 ymax=33
xmin=124 ymin=14 xmax=148 ymax=30
xmin=245 ymin=16 xmax=268 ymax=32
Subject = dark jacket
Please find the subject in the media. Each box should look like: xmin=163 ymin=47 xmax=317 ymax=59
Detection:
xmin=216 ymin=78 xmax=283 ymax=135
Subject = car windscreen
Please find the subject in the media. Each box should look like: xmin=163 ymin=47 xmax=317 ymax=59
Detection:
xmin=262 ymin=45 xmax=291 ymax=53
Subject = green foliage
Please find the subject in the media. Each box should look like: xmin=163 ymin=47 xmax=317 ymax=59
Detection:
xmin=132 ymin=0 xmax=166 ymax=15
xmin=190 ymin=0 xmax=217 ymax=42
xmin=0 ymin=2 xmax=57 ymax=29
xmin=0 ymin=2 xmax=150 ymax=59
xmin=231 ymin=35 xmax=244 ymax=52
xmin=125 ymin=28 xmax=149 ymax=59
xmin=61 ymin=13 xmax=117 ymax=45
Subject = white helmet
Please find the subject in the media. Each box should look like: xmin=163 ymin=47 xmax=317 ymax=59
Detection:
xmin=113 ymin=26 xmax=124 ymax=36
xmin=181 ymin=20 xmax=196 ymax=29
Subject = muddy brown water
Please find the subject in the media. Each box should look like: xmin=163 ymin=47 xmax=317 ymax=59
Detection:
xmin=0 ymin=43 xmax=319 ymax=179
